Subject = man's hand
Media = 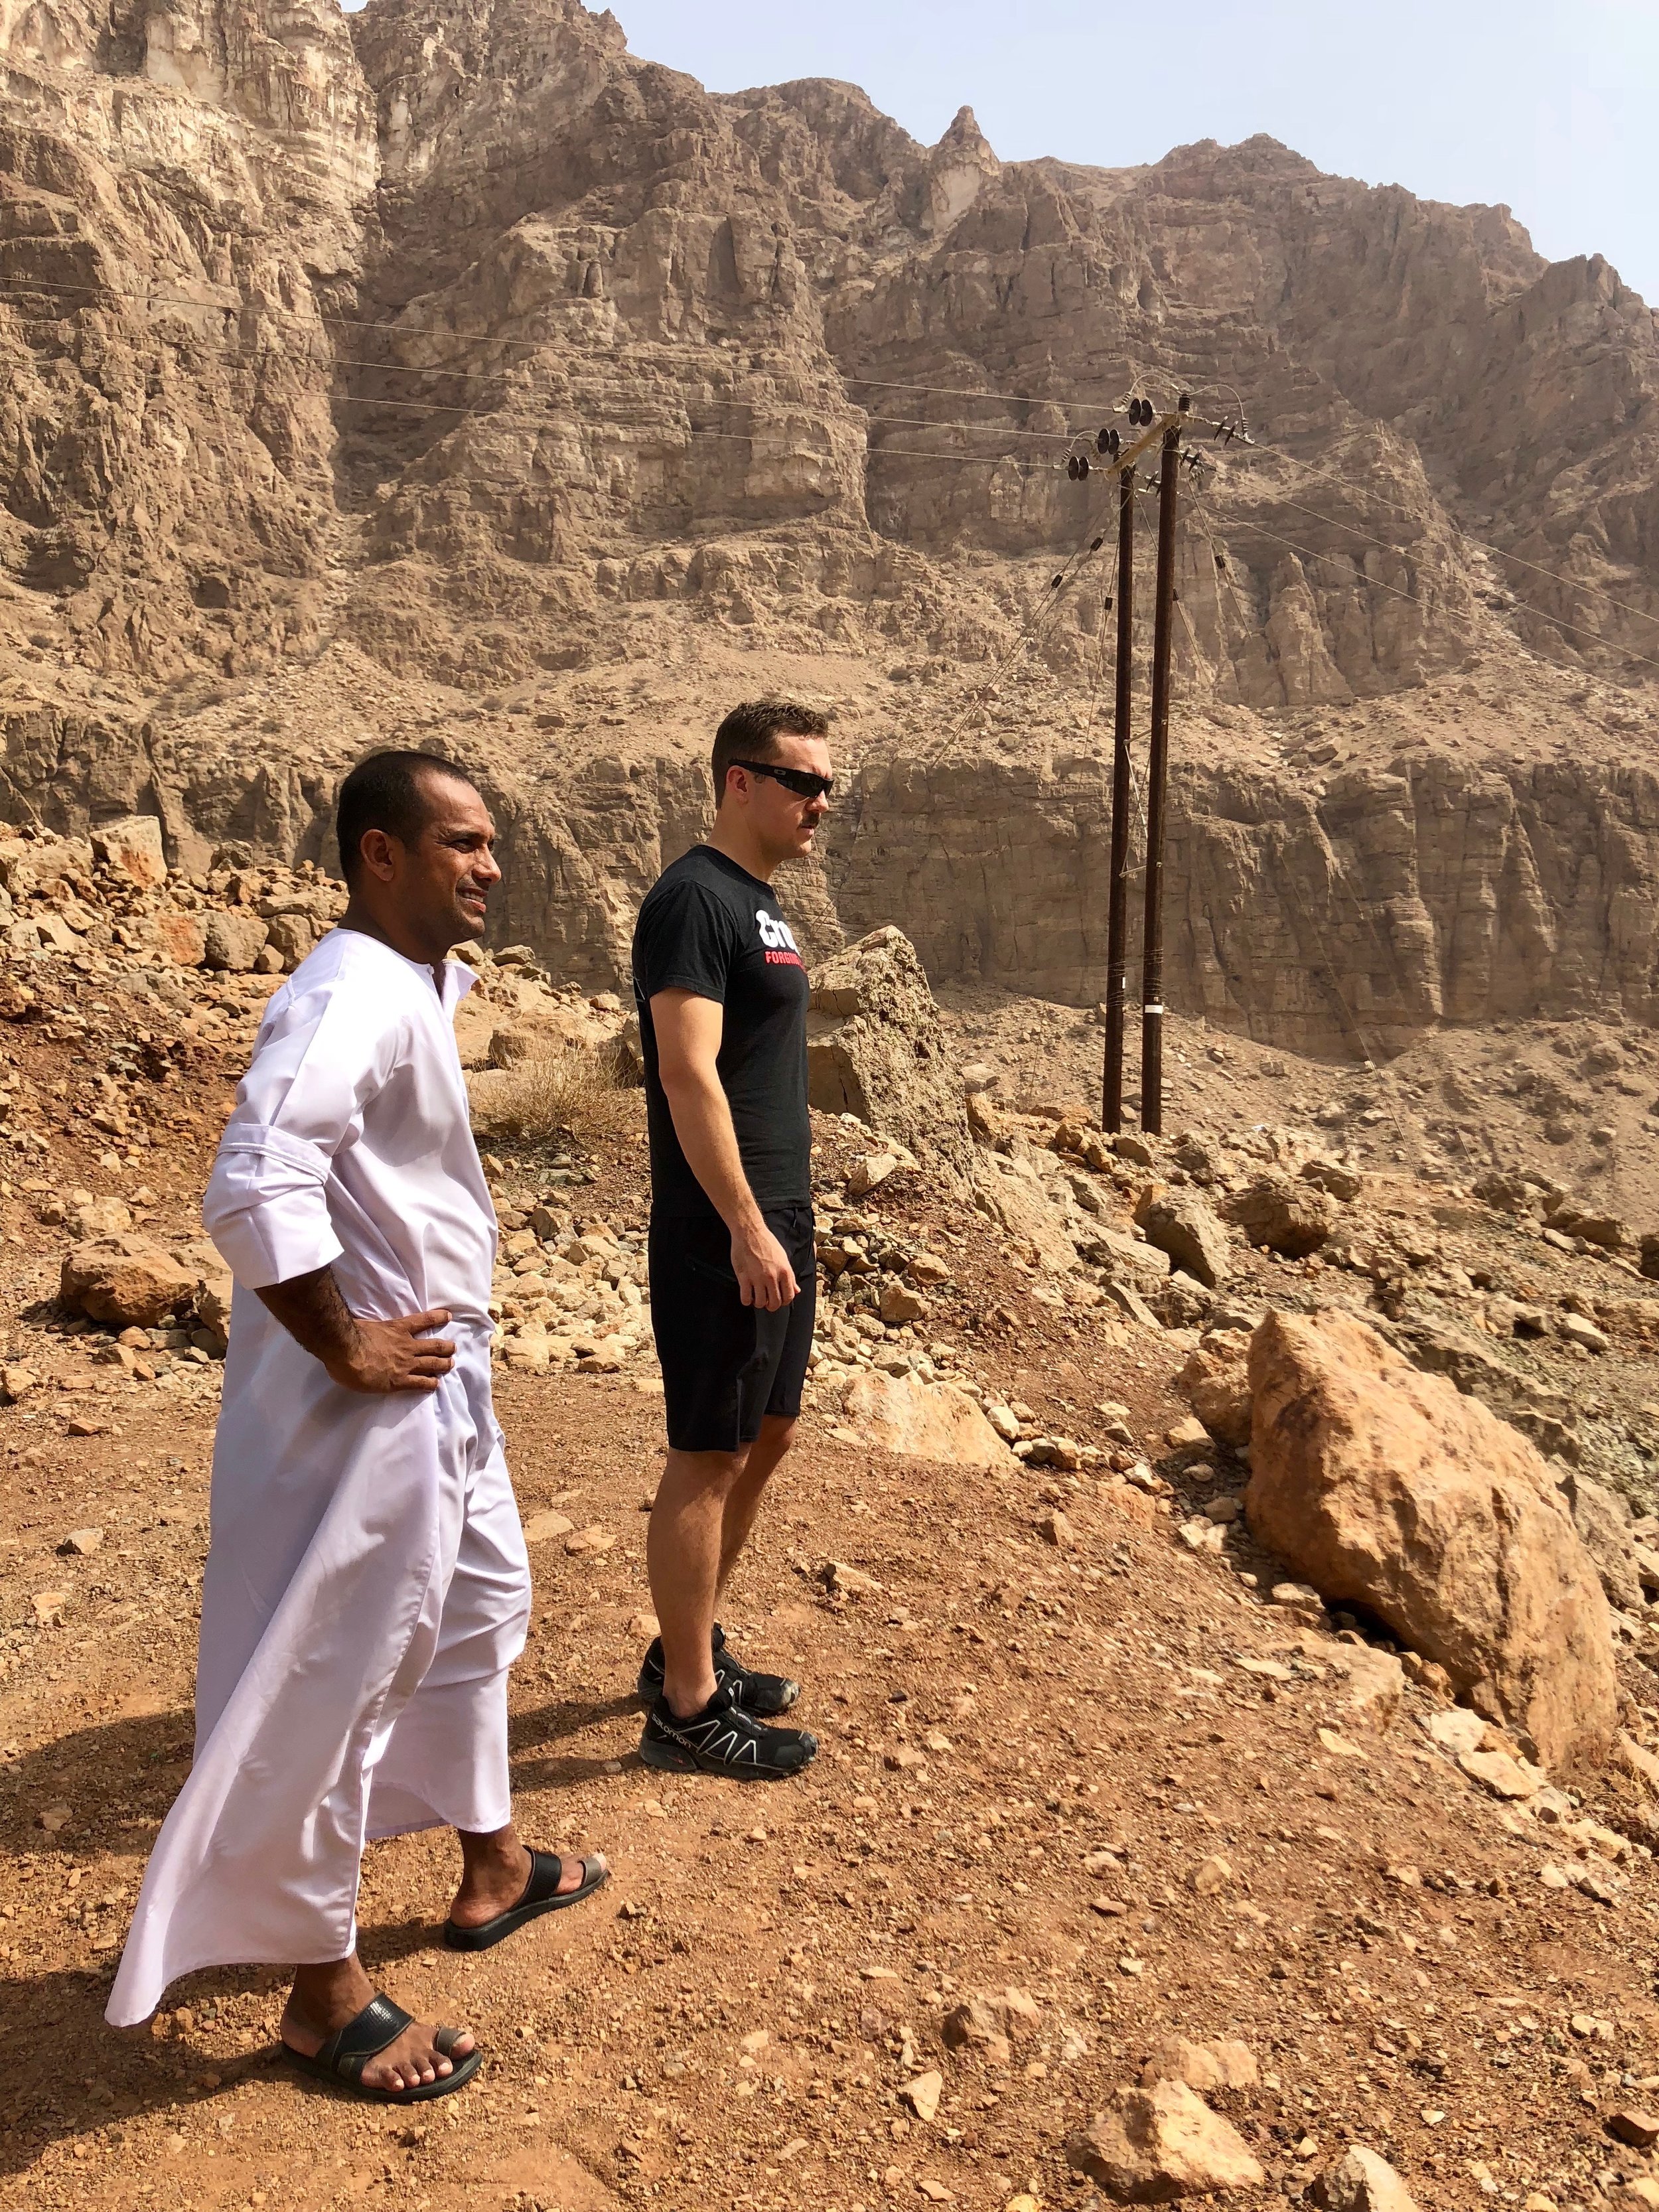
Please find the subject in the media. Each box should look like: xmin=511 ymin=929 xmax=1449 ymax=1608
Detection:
xmin=731 ymin=1222 xmax=797 ymax=1312
xmin=326 ymin=1309 xmax=456 ymax=1394
xmin=255 ymin=1266 xmax=457 ymax=1393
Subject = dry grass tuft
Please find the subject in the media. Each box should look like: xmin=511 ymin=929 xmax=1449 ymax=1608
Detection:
xmin=469 ymin=1047 xmax=628 ymax=1145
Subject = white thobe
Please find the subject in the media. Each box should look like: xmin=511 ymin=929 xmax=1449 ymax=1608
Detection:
xmin=107 ymin=928 xmax=531 ymax=2027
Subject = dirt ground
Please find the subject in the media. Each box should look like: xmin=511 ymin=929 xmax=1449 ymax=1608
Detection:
xmin=5 ymin=1003 xmax=1659 ymax=2212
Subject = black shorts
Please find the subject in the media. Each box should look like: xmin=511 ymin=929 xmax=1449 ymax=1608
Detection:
xmin=648 ymin=1205 xmax=817 ymax=1454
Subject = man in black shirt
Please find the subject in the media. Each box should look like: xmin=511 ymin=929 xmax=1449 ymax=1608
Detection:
xmin=630 ymin=700 xmax=831 ymax=1781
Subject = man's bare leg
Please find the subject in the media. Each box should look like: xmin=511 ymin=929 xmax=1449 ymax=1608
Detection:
xmin=449 ymin=1818 xmax=597 ymax=1926
xmin=648 ymin=1445 xmax=743 ymax=1717
xmin=715 ymin=1413 xmax=798 ymax=1600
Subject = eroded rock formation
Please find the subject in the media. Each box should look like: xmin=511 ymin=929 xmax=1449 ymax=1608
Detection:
xmin=3 ymin=0 xmax=1658 ymax=1055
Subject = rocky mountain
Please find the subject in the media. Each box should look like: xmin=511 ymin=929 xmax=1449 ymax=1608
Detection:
xmin=3 ymin=0 xmax=1659 ymax=1056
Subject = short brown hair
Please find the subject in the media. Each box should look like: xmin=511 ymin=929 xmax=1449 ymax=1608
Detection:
xmin=711 ymin=700 xmax=830 ymax=803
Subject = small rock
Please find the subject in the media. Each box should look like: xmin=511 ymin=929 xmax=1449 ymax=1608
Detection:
xmin=1038 ymin=1509 xmax=1074 ymax=1550
xmin=1189 ymin=1854 xmax=1234 ymax=1897
xmin=1607 ymin=2109 xmax=1659 ymax=2151
xmin=1139 ymin=2036 xmax=1260 ymax=2093
xmin=849 ymin=1153 xmax=902 ymax=1197
xmin=1133 ymin=1182 xmax=1232 ymax=1288
xmin=984 ymin=1402 xmax=1021 ymax=1442
xmin=1427 ymin=1706 xmax=1487 ymax=1755
xmin=35 ymin=1801 xmax=72 ymax=1834
xmin=879 ymin=1280 xmax=928 ymax=1325
xmin=942 ymin=1998 xmax=1011 ymax=2066
xmin=33 ymin=1589 xmax=66 ymax=1626
xmin=1315 ymin=2143 xmax=1421 ymax=2211
xmin=58 ymin=1526 xmax=104 ymax=1557
xmin=1457 ymin=1746 xmax=1541 ymax=1799
xmin=1271 ymin=1581 xmax=1323 ymax=1612
xmin=1165 ymin=1415 xmax=1210 ymax=1449
xmin=1175 ymin=1332 xmax=1252 ymax=1449
xmin=563 ymin=1524 xmax=615 ymax=1555
xmin=1557 ymin=1311 xmax=1609 ymax=1355
xmin=900 ymin=2070 xmax=943 ymax=2123
xmin=522 ymin=1511 xmax=575 ymax=1544
xmin=820 ymin=1560 xmax=882 ymax=1597
xmin=1317 ymin=1726 xmax=1365 ymax=1759
xmin=1068 ymin=2079 xmax=1264 ymax=2197
xmin=0 ymin=1363 xmax=37 ymax=1403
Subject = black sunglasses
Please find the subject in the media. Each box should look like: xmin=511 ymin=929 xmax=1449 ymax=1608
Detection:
xmin=731 ymin=759 xmax=835 ymax=802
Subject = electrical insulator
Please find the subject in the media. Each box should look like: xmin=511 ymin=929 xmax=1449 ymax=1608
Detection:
xmin=1066 ymin=455 xmax=1080 ymax=480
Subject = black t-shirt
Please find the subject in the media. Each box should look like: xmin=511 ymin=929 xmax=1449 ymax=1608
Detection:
xmin=631 ymin=844 xmax=811 ymax=1219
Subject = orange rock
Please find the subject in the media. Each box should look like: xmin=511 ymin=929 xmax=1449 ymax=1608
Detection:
xmin=1246 ymin=1310 xmax=1616 ymax=1773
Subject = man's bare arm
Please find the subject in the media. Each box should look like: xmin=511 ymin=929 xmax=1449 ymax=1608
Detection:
xmin=650 ymin=988 xmax=797 ymax=1311
xmin=255 ymin=1266 xmax=457 ymax=1394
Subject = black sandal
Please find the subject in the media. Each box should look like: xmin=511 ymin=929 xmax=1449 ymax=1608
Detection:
xmin=442 ymin=1848 xmax=609 ymax=1953
xmin=282 ymin=1992 xmax=481 ymax=2103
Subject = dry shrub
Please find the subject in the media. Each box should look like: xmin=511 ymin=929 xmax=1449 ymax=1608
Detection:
xmin=469 ymin=1047 xmax=626 ymax=1145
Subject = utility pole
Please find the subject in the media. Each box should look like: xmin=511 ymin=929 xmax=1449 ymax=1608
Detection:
xmin=1102 ymin=462 xmax=1135 ymax=1132
xmin=1139 ymin=417 xmax=1181 ymax=1135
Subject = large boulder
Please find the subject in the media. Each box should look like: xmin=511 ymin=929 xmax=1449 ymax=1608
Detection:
xmin=1133 ymin=1182 xmax=1231 ymax=1288
xmin=61 ymin=1236 xmax=197 ymax=1327
xmin=1246 ymin=1310 xmax=1617 ymax=1773
xmin=1232 ymin=1173 xmax=1334 ymax=1257
xmin=806 ymin=928 xmax=972 ymax=1177
xmin=1068 ymin=2080 xmax=1265 ymax=2200
xmin=837 ymin=1370 xmax=1017 ymax=1470
xmin=91 ymin=814 xmax=168 ymax=889
xmin=203 ymin=911 xmax=269 ymax=972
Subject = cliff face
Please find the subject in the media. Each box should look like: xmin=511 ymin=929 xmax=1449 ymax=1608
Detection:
xmin=2 ymin=0 xmax=1658 ymax=1056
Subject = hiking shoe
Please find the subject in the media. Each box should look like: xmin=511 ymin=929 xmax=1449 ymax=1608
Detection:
xmin=638 ymin=1684 xmax=818 ymax=1781
xmin=636 ymin=1623 xmax=800 ymax=1716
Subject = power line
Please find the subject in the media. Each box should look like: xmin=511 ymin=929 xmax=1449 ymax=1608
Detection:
xmin=1196 ymin=501 xmax=1659 ymax=679
xmin=1217 ymin=437 xmax=1659 ymax=640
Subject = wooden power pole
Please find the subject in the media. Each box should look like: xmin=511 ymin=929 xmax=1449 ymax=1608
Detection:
xmin=1139 ymin=419 xmax=1181 ymax=1135
xmin=1102 ymin=463 xmax=1135 ymax=1132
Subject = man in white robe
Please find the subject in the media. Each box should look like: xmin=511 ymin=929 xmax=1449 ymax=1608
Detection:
xmin=107 ymin=753 xmax=604 ymax=2101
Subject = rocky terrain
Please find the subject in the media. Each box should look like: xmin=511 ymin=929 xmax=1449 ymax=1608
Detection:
xmin=7 ymin=3 xmax=1659 ymax=2203
xmin=2 ymin=834 xmax=1659 ymax=2209
xmin=2 ymin=0 xmax=1659 ymax=1053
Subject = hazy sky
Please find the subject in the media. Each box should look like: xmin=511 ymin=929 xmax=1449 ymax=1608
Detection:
xmin=577 ymin=0 xmax=1656 ymax=305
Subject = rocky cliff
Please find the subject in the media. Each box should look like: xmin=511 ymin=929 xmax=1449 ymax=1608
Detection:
xmin=2 ymin=0 xmax=1658 ymax=1053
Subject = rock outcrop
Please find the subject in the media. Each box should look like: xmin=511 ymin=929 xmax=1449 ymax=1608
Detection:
xmin=806 ymin=928 xmax=972 ymax=1178
xmin=1245 ymin=1309 xmax=1618 ymax=1772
